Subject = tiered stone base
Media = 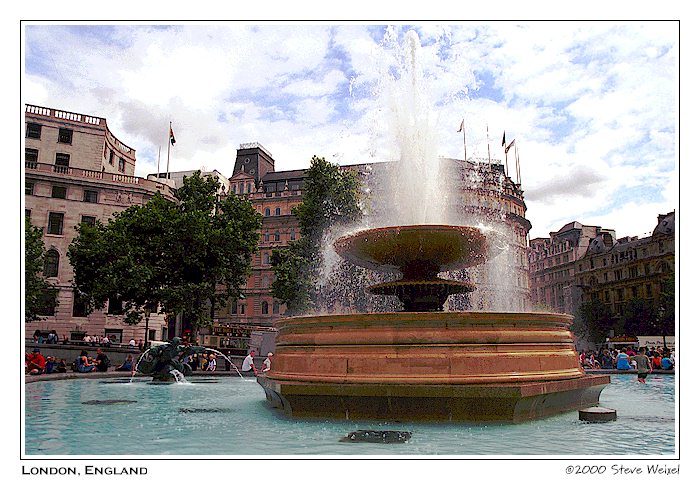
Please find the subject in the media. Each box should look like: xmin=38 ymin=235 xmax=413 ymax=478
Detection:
xmin=259 ymin=311 xmax=610 ymax=422
xmin=258 ymin=375 xmax=609 ymax=422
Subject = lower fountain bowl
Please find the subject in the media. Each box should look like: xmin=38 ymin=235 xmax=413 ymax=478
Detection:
xmin=260 ymin=311 xmax=610 ymax=422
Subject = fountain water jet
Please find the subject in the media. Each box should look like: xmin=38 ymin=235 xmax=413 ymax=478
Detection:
xmin=257 ymin=30 xmax=609 ymax=422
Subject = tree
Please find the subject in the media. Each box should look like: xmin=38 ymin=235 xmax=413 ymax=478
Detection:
xmin=621 ymin=298 xmax=655 ymax=336
xmin=68 ymin=171 xmax=262 ymax=336
xmin=575 ymin=298 xmax=614 ymax=345
xmin=24 ymin=217 xmax=58 ymax=322
xmin=271 ymin=156 xmax=364 ymax=315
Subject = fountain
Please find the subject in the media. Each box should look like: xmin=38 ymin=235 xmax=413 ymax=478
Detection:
xmin=257 ymin=30 xmax=609 ymax=422
xmin=135 ymin=337 xmax=207 ymax=382
xmin=258 ymin=223 xmax=610 ymax=422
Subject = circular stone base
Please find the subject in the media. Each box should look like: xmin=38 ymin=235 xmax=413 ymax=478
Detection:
xmin=579 ymin=407 xmax=617 ymax=422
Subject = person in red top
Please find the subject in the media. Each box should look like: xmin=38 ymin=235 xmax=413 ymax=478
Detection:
xmin=26 ymin=348 xmax=46 ymax=375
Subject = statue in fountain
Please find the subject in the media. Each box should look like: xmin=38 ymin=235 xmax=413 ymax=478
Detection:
xmin=136 ymin=337 xmax=207 ymax=382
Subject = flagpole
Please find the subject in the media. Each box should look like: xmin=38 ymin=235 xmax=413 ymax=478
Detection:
xmin=166 ymin=121 xmax=171 ymax=180
xmin=463 ymin=124 xmax=467 ymax=162
xmin=516 ymin=144 xmax=521 ymax=185
xmin=487 ymin=124 xmax=491 ymax=164
xmin=157 ymin=146 xmax=161 ymax=178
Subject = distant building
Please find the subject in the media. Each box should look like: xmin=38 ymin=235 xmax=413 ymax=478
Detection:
xmin=574 ymin=211 xmax=675 ymax=328
xmin=529 ymin=222 xmax=615 ymax=315
xmin=147 ymin=169 xmax=231 ymax=194
xmin=24 ymin=104 xmax=173 ymax=343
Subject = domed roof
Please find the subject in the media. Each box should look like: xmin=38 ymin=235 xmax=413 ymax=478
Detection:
xmin=653 ymin=211 xmax=675 ymax=236
xmin=586 ymin=232 xmax=615 ymax=255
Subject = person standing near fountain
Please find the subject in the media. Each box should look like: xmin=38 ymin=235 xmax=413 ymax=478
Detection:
xmin=631 ymin=347 xmax=652 ymax=384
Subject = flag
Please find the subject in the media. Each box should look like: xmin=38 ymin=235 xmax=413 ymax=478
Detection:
xmin=169 ymin=126 xmax=176 ymax=145
xmin=457 ymin=119 xmax=464 ymax=132
xmin=501 ymin=132 xmax=506 ymax=147
xmin=505 ymin=139 xmax=515 ymax=154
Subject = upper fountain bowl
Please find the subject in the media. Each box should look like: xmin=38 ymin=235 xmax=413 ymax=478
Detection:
xmin=333 ymin=224 xmax=489 ymax=276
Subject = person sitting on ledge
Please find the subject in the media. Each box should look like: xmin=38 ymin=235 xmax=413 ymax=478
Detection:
xmin=616 ymin=350 xmax=631 ymax=370
xmin=242 ymin=350 xmax=257 ymax=376
xmin=74 ymin=350 xmax=96 ymax=373
xmin=115 ymin=354 xmax=134 ymax=372
xmin=95 ymin=348 xmax=110 ymax=372
xmin=26 ymin=348 xmax=46 ymax=375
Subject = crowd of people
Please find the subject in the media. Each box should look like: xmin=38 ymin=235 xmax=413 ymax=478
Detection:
xmin=579 ymin=345 xmax=675 ymax=382
xmin=25 ymin=345 xmax=273 ymax=377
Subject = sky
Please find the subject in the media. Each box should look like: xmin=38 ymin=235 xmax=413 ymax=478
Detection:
xmin=22 ymin=22 xmax=678 ymax=240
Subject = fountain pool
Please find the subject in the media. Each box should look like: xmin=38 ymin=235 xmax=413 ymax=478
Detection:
xmin=24 ymin=374 xmax=674 ymax=456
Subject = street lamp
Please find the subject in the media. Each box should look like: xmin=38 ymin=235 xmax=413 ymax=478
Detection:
xmin=658 ymin=306 xmax=666 ymax=350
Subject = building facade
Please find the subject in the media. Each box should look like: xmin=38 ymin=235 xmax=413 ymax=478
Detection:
xmin=529 ymin=222 xmax=615 ymax=315
xmin=24 ymin=104 xmax=173 ymax=343
xmin=574 ymin=212 xmax=675 ymax=329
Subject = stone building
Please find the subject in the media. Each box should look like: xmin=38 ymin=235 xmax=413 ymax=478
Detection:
xmin=210 ymin=146 xmax=532 ymax=335
xmin=529 ymin=222 xmax=615 ymax=315
xmin=24 ymin=104 xmax=173 ymax=343
xmin=574 ymin=211 xmax=675 ymax=327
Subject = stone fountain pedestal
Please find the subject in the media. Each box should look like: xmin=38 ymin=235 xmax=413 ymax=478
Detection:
xmin=258 ymin=310 xmax=609 ymax=422
xmin=258 ymin=226 xmax=610 ymax=422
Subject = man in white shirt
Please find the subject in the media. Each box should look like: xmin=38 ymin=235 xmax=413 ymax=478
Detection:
xmin=242 ymin=350 xmax=257 ymax=375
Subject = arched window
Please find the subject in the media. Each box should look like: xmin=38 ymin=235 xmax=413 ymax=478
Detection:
xmin=264 ymin=207 xmax=270 ymax=217
xmin=261 ymin=301 xmax=269 ymax=315
xmin=272 ymin=302 xmax=280 ymax=314
xmin=43 ymin=249 xmax=59 ymax=277
xmin=275 ymin=207 xmax=281 ymax=216
xmin=274 ymin=231 xmax=280 ymax=242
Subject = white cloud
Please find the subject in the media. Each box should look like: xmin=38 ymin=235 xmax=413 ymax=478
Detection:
xmin=23 ymin=22 xmax=678 ymax=240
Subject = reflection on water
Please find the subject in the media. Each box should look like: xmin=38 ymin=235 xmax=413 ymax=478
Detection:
xmin=24 ymin=374 xmax=675 ymax=456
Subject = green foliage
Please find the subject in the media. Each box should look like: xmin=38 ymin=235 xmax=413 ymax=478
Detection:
xmin=68 ymin=171 xmax=262 ymax=332
xmin=575 ymin=298 xmax=614 ymax=344
xmin=271 ymin=156 xmax=364 ymax=315
xmin=621 ymin=298 xmax=655 ymax=336
xmin=24 ymin=217 xmax=58 ymax=322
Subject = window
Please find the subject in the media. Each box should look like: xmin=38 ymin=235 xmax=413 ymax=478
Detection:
xmin=105 ymin=329 xmax=123 ymax=344
xmin=47 ymin=212 xmax=64 ymax=235
xmin=275 ymin=207 xmax=281 ymax=216
xmin=81 ymin=215 xmax=96 ymax=227
xmin=274 ymin=231 xmax=280 ymax=242
xmin=239 ymin=303 xmax=246 ymax=315
xmin=52 ymin=186 xmax=67 ymax=199
xmin=26 ymin=123 xmax=42 ymax=139
xmin=25 ymin=148 xmax=39 ymax=163
xmin=58 ymin=128 xmax=73 ymax=144
xmin=25 ymin=209 xmax=31 ymax=219
xmin=290 ymin=228 xmax=296 ymax=241
xmin=263 ymin=253 xmax=270 ymax=265
xmin=83 ymin=190 xmax=98 ymax=203
xmin=118 ymin=158 xmax=125 ymax=172
xmin=43 ymin=249 xmax=59 ymax=277
xmin=264 ymin=207 xmax=270 ymax=217
xmin=109 ymin=150 xmax=114 ymax=165
xmin=272 ymin=302 xmax=280 ymax=315
xmin=261 ymin=301 xmax=269 ymax=315
xmin=55 ymin=153 xmax=70 ymax=167
xmin=38 ymin=291 xmax=56 ymax=316
xmin=108 ymin=297 xmax=123 ymax=315
xmin=264 ymin=233 xmax=270 ymax=242
xmin=232 ymin=184 xmax=237 ymax=194
xmin=247 ymin=183 xmax=252 ymax=193
xmin=72 ymin=290 xmax=88 ymax=317
xmin=25 ymin=182 xmax=35 ymax=195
